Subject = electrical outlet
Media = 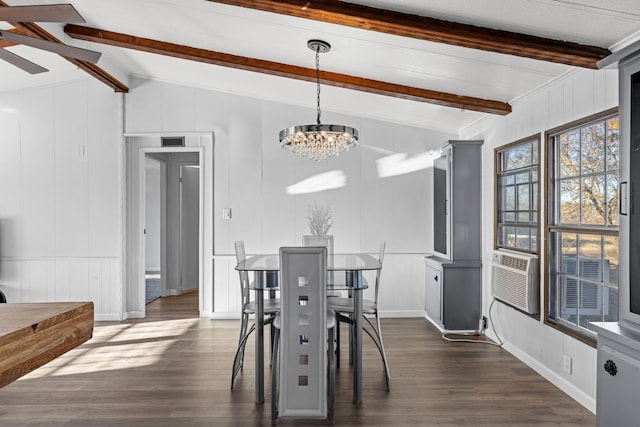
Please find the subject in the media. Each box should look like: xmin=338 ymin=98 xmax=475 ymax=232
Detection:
xmin=478 ymin=316 xmax=488 ymax=333
xmin=563 ymin=354 xmax=572 ymax=374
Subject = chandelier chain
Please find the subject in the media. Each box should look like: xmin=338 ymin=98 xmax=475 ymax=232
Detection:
xmin=315 ymin=46 xmax=321 ymax=126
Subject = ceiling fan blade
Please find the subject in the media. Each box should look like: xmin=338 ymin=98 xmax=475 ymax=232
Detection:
xmin=0 ymin=4 xmax=85 ymax=23
xmin=0 ymin=47 xmax=47 ymax=74
xmin=0 ymin=30 xmax=100 ymax=63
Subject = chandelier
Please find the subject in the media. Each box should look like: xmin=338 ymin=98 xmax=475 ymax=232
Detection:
xmin=279 ymin=40 xmax=358 ymax=162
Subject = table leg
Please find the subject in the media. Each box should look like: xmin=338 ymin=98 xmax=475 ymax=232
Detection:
xmin=255 ymin=273 xmax=265 ymax=404
xmin=353 ymin=271 xmax=363 ymax=404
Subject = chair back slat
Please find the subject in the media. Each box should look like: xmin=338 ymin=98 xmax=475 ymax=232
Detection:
xmin=374 ymin=241 xmax=386 ymax=305
xmin=234 ymin=241 xmax=250 ymax=307
xmin=278 ymin=246 xmax=328 ymax=419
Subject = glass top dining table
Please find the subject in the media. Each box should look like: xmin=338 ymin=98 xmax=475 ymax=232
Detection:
xmin=236 ymin=253 xmax=379 ymax=283
xmin=235 ymin=252 xmax=380 ymax=404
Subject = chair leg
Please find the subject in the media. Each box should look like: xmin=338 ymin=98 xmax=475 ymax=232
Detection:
xmin=362 ymin=313 xmax=391 ymax=391
xmin=271 ymin=328 xmax=280 ymax=425
xmin=231 ymin=322 xmax=256 ymax=389
xmin=328 ymin=326 xmax=335 ymax=425
xmin=237 ymin=313 xmax=249 ymax=369
xmin=269 ymin=323 xmax=275 ymax=367
xmin=335 ymin=319 xmax=341 ymax=369
xmin=374 ymin=313 xmax=391 ymax=390
xmin=348 ymin=313 xmax=354 ymax=366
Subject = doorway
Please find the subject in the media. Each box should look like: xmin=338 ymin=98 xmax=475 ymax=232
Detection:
xmin=125 ymin=133 xmax=214 ymax=320
xmin=143 ymin=153 xmax=200 ymax=306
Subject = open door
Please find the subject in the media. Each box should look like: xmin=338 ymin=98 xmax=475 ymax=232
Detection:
xmin=179 ymin=164 xmax=200 ymax=293
xmin=144 ymin=155 xmax=164 ymax=304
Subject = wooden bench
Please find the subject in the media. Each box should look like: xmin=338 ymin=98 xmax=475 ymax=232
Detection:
xmin=0 ymin=302 xmax=94 ymax=388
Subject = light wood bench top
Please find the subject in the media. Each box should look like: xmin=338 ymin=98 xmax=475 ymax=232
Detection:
xmin=0 ymin=302 xmax=94 ymax=388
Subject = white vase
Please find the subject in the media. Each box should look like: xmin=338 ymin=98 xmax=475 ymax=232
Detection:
xmin=302 ymin=235 xmax=334 ymax=254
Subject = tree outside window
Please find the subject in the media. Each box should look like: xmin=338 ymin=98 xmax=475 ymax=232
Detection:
xmin=547 ymin=112 xmax=619 ymax=340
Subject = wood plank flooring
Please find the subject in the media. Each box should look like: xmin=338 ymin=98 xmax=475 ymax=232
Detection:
xmin=0 ymin=292 xmax=595 ymax=426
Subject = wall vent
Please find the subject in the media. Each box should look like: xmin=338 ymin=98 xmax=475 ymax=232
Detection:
xmin=491 ymin=249 xmax=539 ymax=314
xmin=161 ymin=136 xmax=185 ymax=147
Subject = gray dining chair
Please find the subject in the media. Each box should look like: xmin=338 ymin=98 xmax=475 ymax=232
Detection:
xmin=271 ymin=246 xmax=335 ymax=424
xmin=327 ymin=241 xmax=390 ymax=390
xmin=230 ymin=240 xmax=279 ymax=389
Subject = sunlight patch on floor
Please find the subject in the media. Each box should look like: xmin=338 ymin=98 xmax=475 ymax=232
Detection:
xmin=22 ymin=318 xmax=199 ymax=379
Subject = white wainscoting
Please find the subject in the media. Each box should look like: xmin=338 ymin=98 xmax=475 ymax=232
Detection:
xmin=0 ymin=257 xmax=122 ymax=321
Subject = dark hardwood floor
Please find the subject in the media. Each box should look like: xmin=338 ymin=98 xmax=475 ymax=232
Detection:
xmin=0 ymin=292 xmax=595 ymax=426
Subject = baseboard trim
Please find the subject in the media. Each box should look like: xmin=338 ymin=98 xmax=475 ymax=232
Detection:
xmin=95 ymin=313 xmax=126 ymax=322
xmin=210 ymin=313 xmax=242 ymax=320
xmin=379 ymin=310 xmax=426 ymax=318
xmin=127 ymin=310 xmax=145 ymax=319
xmin=500 ymin=339 xmax=596 ymax=414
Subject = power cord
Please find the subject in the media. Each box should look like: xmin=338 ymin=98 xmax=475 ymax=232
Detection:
xmin=441 ymin=331 xmax=501 ymax=346
xmin=440 ymin=298 xmax=503 ymax=347
xmin=487 ymin=297 xmax=504 ymax=346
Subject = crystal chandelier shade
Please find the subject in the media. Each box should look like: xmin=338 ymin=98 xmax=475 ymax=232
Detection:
xmin=279 ymin=40 xmax=358 ymax=162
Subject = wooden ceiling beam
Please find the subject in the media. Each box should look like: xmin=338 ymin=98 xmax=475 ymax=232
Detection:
xmin=11 ymin=22 xmax=128 ymax=93
xmin=65 ymin=24 xmax=511 ymax=115
xmin=0 ymin=0 xmax=128 ymax=92
xmin=207 ymin=0 xmax=610 ymax=69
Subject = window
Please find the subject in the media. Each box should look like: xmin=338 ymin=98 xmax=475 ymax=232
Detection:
xmin=495 ymin=136 xmax=540 ymax=253
xmin=546 ymin=110 xmax=619 ymax=341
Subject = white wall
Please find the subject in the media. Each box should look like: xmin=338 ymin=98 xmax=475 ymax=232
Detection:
xmin=0 ymin=66 xmax=619 ymax=412
xmin=0 ymin=79 xmax=123 ymax=320
xmin=459 ymin=67 xmax=619 ymax=412
xmin=125 ymin=76 xmax=455 ymax=319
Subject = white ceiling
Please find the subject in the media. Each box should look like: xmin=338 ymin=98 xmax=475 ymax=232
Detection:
xmin=2 ymin=0 xmax=640 ymax=133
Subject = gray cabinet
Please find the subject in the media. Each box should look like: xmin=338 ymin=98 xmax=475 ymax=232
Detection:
xmin=424 ymin=264 xmax=442 ymax=324
xmin=425 ymin=258 xmax=481 ymax=330
xmin=618 ymin=50 xmax=640 ymax=334
xmin=589 ymin=48 xmax=640 ymax=427
xmin=425 ymin=140 xmax=483 ymax=331
xmin=591 ymin=322 xmax=640 ymax=427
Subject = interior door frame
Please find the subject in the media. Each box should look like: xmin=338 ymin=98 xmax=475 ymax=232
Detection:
xmin=143 ymin=154 xmax=167 ymax=299
xmin=177 ymin=161 xmax=200 ymax=294
xmin=125 ymin=132 xmax=214 ymax=319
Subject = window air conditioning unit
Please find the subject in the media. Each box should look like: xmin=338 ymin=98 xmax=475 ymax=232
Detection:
xmin=491 ymin=249 xmax=539 ymax=314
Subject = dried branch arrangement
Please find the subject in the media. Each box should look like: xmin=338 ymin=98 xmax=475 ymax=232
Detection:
xmin=307 ymin=204 xmax=333 ymax=237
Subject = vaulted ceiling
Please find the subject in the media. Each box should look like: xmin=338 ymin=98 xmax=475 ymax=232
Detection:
xmin=1 ymin=0 xmax=640 ymax=133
